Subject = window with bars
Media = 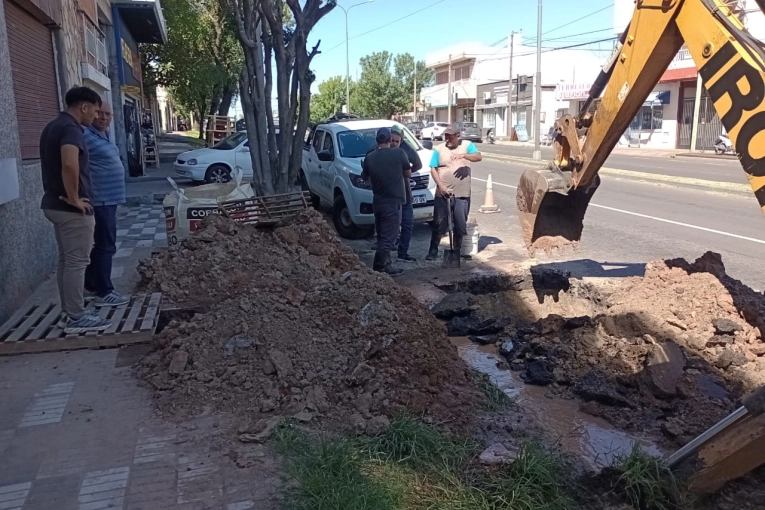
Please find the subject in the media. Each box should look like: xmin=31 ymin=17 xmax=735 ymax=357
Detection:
xmin=85 ymin=22 xmax=109 ymax=77
xmin=436 ymin=71 xmax=448 ymax=85
xmin=483 ymin=109 xmax=495 ymax=128
xmin=630 ymin=105 xmax=663 ymax=131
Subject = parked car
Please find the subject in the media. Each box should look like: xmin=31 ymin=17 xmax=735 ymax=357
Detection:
xmin=173 ymin=130 xmax=280 ymax=183
xmin=420 ymin=122 xmax=450 ymax=141
xmin=300 ymin=118 xmax=436 ymax=239
xmin=454 ymin=121 xmax=482 ymax=143
xmin=406 ymin=122 xmax=424 ymax=139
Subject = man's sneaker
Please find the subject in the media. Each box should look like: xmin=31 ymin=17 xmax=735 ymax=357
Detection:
xmin=398 ymin=253 xmax=417 ymax=263
xmin=84 ymin=291 xmax=97 ymax=302
xmin=94 ymin=292 xmax=130 ymax=307
xmin=63 ymin=313 xmax=111 ymax=334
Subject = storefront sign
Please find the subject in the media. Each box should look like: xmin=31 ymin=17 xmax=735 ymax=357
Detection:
xmin=555 ymin=83 xmax=592 ymax=101
xmin=121 ymin=39 xmax=133 ymax=68
xmin=515 ymin=125 xmax=528 ymax=142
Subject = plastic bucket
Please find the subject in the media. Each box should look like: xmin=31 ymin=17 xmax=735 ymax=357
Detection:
xmin=462 ymin=216 xmax=479 ymax=256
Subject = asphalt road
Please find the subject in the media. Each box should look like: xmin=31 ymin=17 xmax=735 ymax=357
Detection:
xmin=464 ymin=158 xmax=765 ymax=290
xmin=481 ymin=144 xmax=747 ymax=185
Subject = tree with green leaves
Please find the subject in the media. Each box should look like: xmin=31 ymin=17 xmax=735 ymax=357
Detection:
xmin=140 ymin=0 xmax=242 ymax=138
xmin=310 ymin=75 xmax=354 ymax=124
xmin=220 ymin=0 xmax=335 ymax=196
xmin=354 ymin=51 xmax=433 ymax=119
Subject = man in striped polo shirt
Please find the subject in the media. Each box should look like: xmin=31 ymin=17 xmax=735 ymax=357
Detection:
xmin=83 ymin=102 xmax=129 ymax=307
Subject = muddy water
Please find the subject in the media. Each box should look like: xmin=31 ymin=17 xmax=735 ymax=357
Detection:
xmin=451 ymin=336 xmax=663 ymax=469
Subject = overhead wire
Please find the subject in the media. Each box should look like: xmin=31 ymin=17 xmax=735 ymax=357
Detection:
xmin=322 ymin=0 xmax=450 ymax=54
xmin=522 ymin=3 xmax=614 ymax=42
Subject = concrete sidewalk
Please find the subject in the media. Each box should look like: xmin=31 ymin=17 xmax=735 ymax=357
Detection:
xmin=0 ymin=203 xmax=285 ymax=510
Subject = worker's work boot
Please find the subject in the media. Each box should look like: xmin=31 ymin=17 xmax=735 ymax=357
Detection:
xmin=382 ymin=252 xmax=404 ymax=277
xmin=425 ymin=231 xmax=441 ymax=261
xmin=372 ymin=251 xmax=386 ymax=272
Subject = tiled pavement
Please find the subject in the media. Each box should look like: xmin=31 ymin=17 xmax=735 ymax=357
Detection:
xmin=0 ymin=204 xmax=285 ymax=510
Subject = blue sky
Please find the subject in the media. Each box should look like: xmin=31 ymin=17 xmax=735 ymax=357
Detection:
xmin=230 ymin=0 xmax=617 ymax=117
xmin=308 ymin=0 xmax=616 ymax=84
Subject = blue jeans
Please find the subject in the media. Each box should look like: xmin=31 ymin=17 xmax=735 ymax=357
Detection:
xmin=85 ymin=205 xmax=118 ymax=297
xmin=398 ymin=203 xmax=414 ymax=256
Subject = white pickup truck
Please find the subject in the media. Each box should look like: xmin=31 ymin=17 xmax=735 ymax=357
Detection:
xmin=300 ymin=119 xmax=436 ymax=239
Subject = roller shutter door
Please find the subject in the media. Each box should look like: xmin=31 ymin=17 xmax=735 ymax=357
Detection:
xmin=5 ymin=0 xmax=60 ymax=159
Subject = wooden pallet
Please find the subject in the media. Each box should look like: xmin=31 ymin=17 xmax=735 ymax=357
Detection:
xmin=219 ymin=190 xmax=312 ymax=227
xmin=0 ymin=293 xmax=162 ymax=355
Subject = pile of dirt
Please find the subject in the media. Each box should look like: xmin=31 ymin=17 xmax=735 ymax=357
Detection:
xmin=452 ymin=252 xmax=765 ymax=447
xmin=136 ymin=211 xmax=483 ymax=435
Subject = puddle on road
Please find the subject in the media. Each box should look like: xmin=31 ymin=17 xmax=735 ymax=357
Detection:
xmin=451 ymin=336 xmax=663 ymax=469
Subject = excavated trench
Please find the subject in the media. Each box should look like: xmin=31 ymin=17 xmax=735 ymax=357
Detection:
xmin=414 ymin=264 xmax=756 ymax=470
xmin=423 ymin=270 xmax=665 ymax=468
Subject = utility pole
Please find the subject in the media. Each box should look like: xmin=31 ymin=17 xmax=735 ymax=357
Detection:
xmin=339 ymin=1 xmax=374 ymax=115
xmin=532 ymin=0 xmax=543 ymax=161
xmin=507 ymin=31 xmax=516 ymax=139
xmin=690 ymin=72 xmax=703 ymax=151
xmin=447 ymin=54 xmax=453 ymax=124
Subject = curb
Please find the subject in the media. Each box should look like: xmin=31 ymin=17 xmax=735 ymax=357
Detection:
xmin=481 ymin=152 xmax=752 ymax=197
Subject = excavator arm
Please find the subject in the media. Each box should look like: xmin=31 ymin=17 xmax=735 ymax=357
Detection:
xmin=517 ymin=0 xmax=765 ymax=254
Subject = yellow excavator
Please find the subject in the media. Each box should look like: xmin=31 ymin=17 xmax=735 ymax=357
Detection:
xmin=516 ymin=0 xmax=765 ymax=493
xmin=517 ymin=0 xmax=765 ymax=254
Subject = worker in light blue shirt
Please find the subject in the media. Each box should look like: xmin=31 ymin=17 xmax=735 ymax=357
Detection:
xmin=426 ymin=124 xmax=482 ymax=261
xmin=83 ymin=102 xmax=129 ymax=307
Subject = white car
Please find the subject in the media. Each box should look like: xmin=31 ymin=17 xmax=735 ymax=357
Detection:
xmin=173 ymin=130 xmax=279 ymax=183
xmin=420 ymin=122 xmax=450 ymax=141
xmin=300 ymin=119 xmax=436 ymax=239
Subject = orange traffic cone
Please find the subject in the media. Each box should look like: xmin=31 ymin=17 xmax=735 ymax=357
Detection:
xmin=479 ymin=174 xmax=500 ymax=213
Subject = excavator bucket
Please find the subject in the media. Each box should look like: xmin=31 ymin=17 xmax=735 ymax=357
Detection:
xmin=516 ymin=163 xmax=600 ymax=256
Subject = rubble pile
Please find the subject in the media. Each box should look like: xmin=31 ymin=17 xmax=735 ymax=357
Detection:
xmin=137 ymin=211 xmax=483 ymax=434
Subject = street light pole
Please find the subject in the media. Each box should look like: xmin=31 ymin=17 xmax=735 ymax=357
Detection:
xmin=532 ymin=0 xmax=543 ymax=161
xmin=338 ymin=0 xmax=373 ymax=115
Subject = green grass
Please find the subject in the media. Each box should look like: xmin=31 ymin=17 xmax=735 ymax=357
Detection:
xmin=273 ymin=421 xmax=401 ymax=510
xmin=273 ymin=417 xmax=578 ymax=510
xmin=470 ymin=369 xmax=516 ymax=412
xmin=176 ymin=130 xmax=206 ymax=146
xmin=610 ymin=444 xmax=688 ymax=510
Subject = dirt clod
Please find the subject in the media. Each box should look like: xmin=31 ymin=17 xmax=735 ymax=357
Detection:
xmin=137 ymin=211 xmax=483 ymax=431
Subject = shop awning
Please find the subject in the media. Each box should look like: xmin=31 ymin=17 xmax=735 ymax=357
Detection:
xmin=645 ymin=90 xmax=670 ymax=105
xmin=114 ymin=1 xmax=167 ymax=44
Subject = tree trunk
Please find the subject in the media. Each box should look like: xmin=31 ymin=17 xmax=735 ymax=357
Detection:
xmin=197 ymin=110 xmax=205 ymax=140
xmin=218 ymin=84 xmax=235 ymax=116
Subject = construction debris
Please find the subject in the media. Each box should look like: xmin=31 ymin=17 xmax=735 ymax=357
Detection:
xmin=450 ymin=252 xmax=765 ymax=447
xmin=136 ymin=211 xmax=483 ymax=432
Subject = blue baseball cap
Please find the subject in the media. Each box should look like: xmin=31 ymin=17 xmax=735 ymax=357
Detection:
xmin=376 ymin=127 xmax=392 ymax=144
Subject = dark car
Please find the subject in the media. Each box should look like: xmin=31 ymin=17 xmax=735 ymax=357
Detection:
xmin=407 ymin=122 xmax=424 ymax=139
xmin=455 ymin=121 xmax=482 ymax=143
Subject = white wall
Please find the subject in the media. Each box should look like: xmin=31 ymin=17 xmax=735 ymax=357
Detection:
xmin=421 ymin=39 xmax=603 ymax=105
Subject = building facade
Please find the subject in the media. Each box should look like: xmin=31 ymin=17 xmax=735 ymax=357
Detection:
xmin=0 ymin=0 xmax=165 ymax=323
xmin=419 ymin=35 xmax=602 ymax=140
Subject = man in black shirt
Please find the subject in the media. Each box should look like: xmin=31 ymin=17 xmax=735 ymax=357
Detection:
xmin=361 ymin=127 xmax=411 ymax=276
xmin=40 ymin=86 xmax=111 ymax=334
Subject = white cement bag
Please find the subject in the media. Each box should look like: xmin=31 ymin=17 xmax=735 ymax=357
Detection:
xmin=163 ymin=169 xmax=254 ymax=248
